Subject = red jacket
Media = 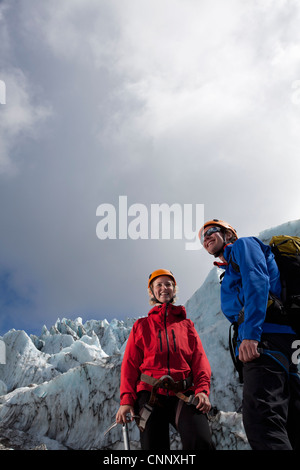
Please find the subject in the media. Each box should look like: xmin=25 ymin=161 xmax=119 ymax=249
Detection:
xmin=120 ymin=302 xmax=211 ymax=406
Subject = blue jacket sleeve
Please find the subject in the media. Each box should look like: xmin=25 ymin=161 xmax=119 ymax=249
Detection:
xmin=230 ymin=238 xmax=271 ymax=342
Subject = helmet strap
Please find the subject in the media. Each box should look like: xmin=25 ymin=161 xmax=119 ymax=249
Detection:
xmin=210 ymin=230 xmax=225 ymax=258
xmin=213 ymin=231 xmax=236 ymax=258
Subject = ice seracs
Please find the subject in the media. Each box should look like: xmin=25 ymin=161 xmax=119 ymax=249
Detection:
xmin=0 ymin=219 xmax=299 ymax=450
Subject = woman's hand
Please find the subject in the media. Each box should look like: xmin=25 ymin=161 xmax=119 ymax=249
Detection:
xmin=195 ymin=392 xmax=211 ymax=413
xmin=116 ymin=404 xmax=135 ymax=424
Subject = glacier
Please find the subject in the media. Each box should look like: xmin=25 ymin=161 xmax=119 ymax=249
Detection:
xmin=0 ymin=219 xmax=300 ymax=450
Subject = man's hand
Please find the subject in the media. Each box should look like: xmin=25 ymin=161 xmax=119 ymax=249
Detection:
xmin=238 ymin=339 xmax=260 ymax=363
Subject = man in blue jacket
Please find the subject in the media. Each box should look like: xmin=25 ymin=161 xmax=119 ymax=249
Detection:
xmin=199 ymin=219 xmax=300 ymax=450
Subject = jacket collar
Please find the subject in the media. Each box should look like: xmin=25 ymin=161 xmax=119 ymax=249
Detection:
xmin=148 ymin=302 xmax=186 ymax=319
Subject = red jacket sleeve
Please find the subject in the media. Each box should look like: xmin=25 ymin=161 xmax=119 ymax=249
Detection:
xmin=189 ymin=321 xmax=211 ymax=396
xmin=120 ymin=322 xmax=144 ymax=406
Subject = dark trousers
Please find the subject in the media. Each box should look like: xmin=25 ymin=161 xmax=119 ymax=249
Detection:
xmin=242 ymin=333 xmax=300 ymax=450
xmin=135 ymin=391 xmax=214 ymax=450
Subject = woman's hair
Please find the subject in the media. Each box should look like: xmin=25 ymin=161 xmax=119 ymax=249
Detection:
xmin=148 ymin=282 xmax=178 ymax=305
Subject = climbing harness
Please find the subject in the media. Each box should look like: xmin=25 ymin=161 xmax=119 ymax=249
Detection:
xmin=136 ymin=373 xmax=199 ymax=431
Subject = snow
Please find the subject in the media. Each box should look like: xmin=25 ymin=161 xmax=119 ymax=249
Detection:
xmin=0 ymin=219 xmax=300 ymax=450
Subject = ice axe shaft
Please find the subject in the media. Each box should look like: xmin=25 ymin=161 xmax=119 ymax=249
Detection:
xmin=104 ymin=414 xmax=137 ymax=450
xmin=122 ymin=422 xmax=130 ymax=450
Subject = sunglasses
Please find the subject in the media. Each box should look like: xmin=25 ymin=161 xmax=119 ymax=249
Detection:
xmin=200 ymin=226 xmax=222 ymax=244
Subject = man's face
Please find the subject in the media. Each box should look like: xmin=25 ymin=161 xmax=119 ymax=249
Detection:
xmin=202 ymin=225 xmax=225 ymax=255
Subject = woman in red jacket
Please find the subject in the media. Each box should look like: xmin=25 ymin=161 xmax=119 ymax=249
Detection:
xmin=116 ymin=269 xmax=213 ymax=450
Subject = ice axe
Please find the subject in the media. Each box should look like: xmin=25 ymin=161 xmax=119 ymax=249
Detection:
xmin=104 ymin=414 xmax=138 ymax=450
xmin=122 ymin=422 xmax=130 ymax=450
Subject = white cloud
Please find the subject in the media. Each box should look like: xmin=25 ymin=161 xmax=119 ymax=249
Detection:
xmin=0 ymin=68 xmax=51 ymax=174
xmin=1 ymin=0 xmax=300 ymax=334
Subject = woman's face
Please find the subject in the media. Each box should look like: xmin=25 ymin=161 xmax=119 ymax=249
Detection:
xmin=152 ymin=276 xmax=175 ymax=303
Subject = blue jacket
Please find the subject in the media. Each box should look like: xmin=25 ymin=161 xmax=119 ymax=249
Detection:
xmin=217 ymin=237 xmax=295 ymax=344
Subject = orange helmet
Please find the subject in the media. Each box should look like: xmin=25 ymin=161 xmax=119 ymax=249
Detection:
xmin=148 ymin=269 xmax=176 ymax=288
xmin=198 ymin=219 xmax=238 ymax=243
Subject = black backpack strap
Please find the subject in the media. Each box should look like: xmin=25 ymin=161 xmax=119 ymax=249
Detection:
xmin=229 ymin=322 xmax=243 ymax=384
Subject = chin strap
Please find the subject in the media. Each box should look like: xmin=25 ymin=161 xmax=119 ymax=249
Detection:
xmin=213 ymin=236 xmax=235 ymax=258
xmin=213 ymin=248 xmax=224 ymax=258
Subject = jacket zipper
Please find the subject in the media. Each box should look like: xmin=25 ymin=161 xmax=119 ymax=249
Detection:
xmin=159 ymin=325 xmax=176 ymax=355
xmin=172 ymin=329 xmax=176 ymax=351
xmin=158 ymin=330 xmax=162 ymax=351
xmin=164 ymin=303 xmax=171 ymax=376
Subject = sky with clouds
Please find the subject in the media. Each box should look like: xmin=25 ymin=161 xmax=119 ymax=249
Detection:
xmin=1 ymin=0 xmax=300 ymax=336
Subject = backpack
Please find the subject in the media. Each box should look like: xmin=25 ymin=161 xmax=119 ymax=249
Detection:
xmin=268 ymin=234 xmax=300 ymax=335
xmin=227 ymin=234 xmax=300 ymax=383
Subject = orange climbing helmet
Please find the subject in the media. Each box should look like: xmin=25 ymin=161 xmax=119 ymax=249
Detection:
xmin=148 ymin=269 xmax=176 ymax=288
xmin=198 ymin=219 xmax=238 ymax=244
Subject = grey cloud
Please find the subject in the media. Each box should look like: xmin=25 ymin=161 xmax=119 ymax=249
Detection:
xmin=0 ymin=0 xmax=300 ymax=335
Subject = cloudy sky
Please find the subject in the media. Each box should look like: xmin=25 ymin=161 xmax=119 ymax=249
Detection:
xmin=0 ymin=0 xmax=300 ymax=336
